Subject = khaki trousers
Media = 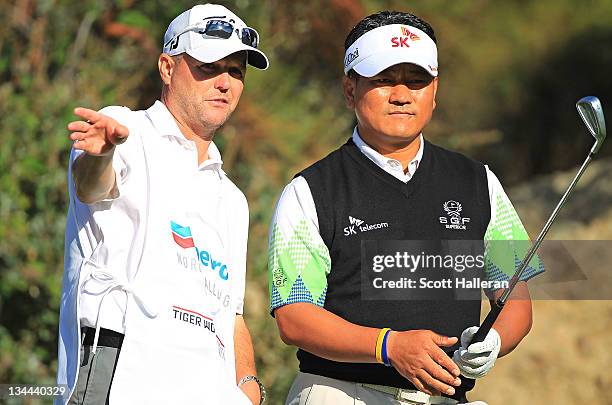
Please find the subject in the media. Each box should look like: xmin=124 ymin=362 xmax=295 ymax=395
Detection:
xmin=286 ymin=372 xmax=460 ymax=405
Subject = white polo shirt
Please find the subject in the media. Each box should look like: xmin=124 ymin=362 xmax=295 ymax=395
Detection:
xmin=61 ymin=100 xmax=248 ymax=335
xmin=353 ymin=129 xmax=423 ymax=182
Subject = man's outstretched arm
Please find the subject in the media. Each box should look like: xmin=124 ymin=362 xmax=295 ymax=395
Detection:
xmin=68 ymin=107 xmax=129 ymax=204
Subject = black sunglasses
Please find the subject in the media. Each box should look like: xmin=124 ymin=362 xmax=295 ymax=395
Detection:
xmin=165 ymin=19 xmax=259 ymax=49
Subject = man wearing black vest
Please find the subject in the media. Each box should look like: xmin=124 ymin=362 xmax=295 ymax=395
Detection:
xmin=268 ymin=10 xmax=542 ymax=405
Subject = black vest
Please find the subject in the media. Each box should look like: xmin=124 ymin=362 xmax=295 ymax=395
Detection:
xmin=297 ymin=138 xmax=490 ymax=389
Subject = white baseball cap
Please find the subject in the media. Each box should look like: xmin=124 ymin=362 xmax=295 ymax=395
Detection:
xmin=163 ymin=4 xmax=269 ymax=70
xmin=343 ymin=24 xmax=437 ymax=77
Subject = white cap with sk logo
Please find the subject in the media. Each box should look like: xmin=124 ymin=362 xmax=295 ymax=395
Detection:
xmin=343 ymin=24 xmax=437 ymax=77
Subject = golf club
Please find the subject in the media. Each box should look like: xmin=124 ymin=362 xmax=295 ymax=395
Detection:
xmin=453 ymin=96 xmax=607 ymax=403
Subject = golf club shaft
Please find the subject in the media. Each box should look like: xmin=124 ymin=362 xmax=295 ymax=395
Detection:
xmin=453 ymin=96 xmax=604 ymax=403
xmin=452 ymin=152 xmax=596 ymax=403
xmin=471 ymin=151 xmax=594 ymax=343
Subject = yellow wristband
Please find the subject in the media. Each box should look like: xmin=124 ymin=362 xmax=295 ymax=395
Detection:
xmin=375 ymin=328 xmax=390 ymax=364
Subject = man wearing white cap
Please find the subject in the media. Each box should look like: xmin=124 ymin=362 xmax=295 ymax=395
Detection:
xmin=58 ymin=4 xmax=268 ymax=404
xmin=268 ymin=10 xmax=541 ymax=405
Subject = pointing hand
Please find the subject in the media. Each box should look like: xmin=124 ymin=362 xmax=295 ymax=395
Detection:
xmin=68 ymin=107 xmax=129 ymax=156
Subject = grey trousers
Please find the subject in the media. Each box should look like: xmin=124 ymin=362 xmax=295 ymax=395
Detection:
xmin=68 ymin=343 xmax=121 ymax=405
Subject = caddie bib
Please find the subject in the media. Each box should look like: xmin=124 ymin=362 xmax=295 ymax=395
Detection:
xmin=105 ymin=120 xmax=249 ymax=404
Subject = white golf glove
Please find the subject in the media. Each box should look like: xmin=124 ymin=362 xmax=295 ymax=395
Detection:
xmin=452 ymin=326 xmax=501 ymax=379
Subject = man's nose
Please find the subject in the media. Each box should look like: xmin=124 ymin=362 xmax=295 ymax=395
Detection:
xmin=389 ymin=84 xmax=412 ymax=105
xmin=214 ymin=72 xmax=231 ymax=91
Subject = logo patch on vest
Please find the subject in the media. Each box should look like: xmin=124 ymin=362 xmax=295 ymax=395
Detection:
xmin=171 ymin=305 xmax=226 ymax=359
xmin=172 ymin=305 xmax=216 ymax=333
xmin=439 ymin=200 xmax=471 ymax=230
xmin=171 ymin=220 xmax=230 ymax=281
xmin=343 ymin=215 xmax=389 ymax=236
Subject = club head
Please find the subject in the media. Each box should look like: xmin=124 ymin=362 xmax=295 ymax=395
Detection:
xmin=576 ymin=96 xmax=607 ymax=155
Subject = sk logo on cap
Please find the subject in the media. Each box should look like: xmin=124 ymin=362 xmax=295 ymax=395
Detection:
xmin=392 ymin=26 xmax=422 ymax=48
xmin=400 ymin=26 xmax=420 ymax=40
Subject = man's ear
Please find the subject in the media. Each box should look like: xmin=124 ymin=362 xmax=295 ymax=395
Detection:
xmin=158 ymin=53 xmax=176 ymax=85
xmin=342 ymin=74 xmax=357 ymax=109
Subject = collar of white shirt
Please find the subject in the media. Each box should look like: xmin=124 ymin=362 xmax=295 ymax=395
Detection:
xmin=146 ymin=100 xmax=224 ymax=172
xmin=352 ymin=127 xmax=424 ymax=183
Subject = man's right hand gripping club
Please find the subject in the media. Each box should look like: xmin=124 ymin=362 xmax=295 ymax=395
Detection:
xmin=386 ymin=330 xmax=462 ymax=397
xmin=68 ymin=107 xmax=129 ymax=204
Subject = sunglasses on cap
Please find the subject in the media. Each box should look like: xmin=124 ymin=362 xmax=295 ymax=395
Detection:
xmin=164 ymin=19 xmax=259 ymax=49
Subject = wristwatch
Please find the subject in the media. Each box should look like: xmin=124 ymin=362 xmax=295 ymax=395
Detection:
xmin=238 ymin=375 xmax=266 ymax=405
